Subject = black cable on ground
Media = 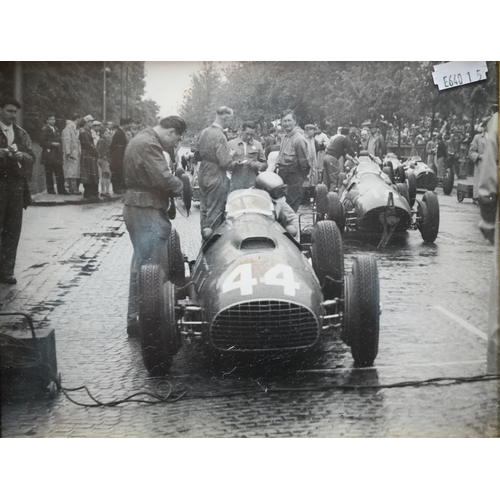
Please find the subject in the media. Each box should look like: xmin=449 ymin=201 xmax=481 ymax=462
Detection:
xmin=53 ymin=372 xmax=499 ymax=408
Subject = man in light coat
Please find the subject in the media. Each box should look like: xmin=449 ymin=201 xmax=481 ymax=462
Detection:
xmin=61 ymin=113 xmax=81 ymax=194
xmin=468 ymin=117 xmax=488 ymax=201
xmin=275 ymin=109 xmax=310 ymax=212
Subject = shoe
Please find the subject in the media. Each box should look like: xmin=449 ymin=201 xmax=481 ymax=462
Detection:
xmin=47 ymin=191 xmax=56 ymax=195
xmin=59 ymin=190 xmax=69 ymax=195
xmin=0 ymin=274 xmax=17 ymax=284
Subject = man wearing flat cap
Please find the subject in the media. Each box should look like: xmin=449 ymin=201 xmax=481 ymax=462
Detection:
xmin=109 ymin=118 xmax=129 ymax=194
xmin=122 ymin=115 xmax=185 ymax=336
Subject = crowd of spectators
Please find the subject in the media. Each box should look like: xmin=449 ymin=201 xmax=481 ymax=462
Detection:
xmin=40 ymin=113 xmax=146 ymax=201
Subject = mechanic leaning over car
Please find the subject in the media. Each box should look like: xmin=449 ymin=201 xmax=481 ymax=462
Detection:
xmin=122 ymin=116 xmax=186 ymax=336
xmin=197 ymin=106 xmax=238 ymax=239
xmin=322 ymin=126 xmax=356 ymax=191
xmin=275 ymin=109 xmax=311 ymax=212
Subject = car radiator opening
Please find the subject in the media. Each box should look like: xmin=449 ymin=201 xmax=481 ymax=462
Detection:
xmin=210 ymin=300 xmax=319 ymax=351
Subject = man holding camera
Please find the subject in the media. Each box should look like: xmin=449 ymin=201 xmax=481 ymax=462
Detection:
xmin=0 ymin=97 xmax=36 ymax=284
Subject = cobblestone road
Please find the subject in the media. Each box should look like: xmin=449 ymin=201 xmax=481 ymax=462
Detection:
xmin=0 ymin=183 xmax=498 ymax=437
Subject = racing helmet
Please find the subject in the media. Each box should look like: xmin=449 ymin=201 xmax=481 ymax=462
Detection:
xmin=255 ymin=172 xmax=287 ymax=199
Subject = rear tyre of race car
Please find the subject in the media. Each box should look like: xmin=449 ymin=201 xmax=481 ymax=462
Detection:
xmin=327 ymin=192 xmax=345 ymax=232
xmin=348 ymin=255 xmax=380 ymax=367
xmin=138 ymin=264 xmax=179 ymax=376
xmin=180 ymin=173 xmax=192 ymax=213
xmin=311 ymin=220 xmax=344 ymax=300
xmin=442 ymin=167 xmax=454 ymax=195
xmin=406 ymin=171 xmax=417 ymax=207
xmin=418 ymin=191 xmax=440 ymax=243
xmin=383 ymin=166 xmax=395 ymax=184
xmin=167 ymin=229 xmax=186 ymax=291
xmin=315 ymin=184 xmax=329 ymax=217
xmin=396 ymin=183 xmax=410 ymax=205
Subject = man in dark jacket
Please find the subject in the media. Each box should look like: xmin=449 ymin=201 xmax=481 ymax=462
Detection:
xmin=40 ymin=113 xmax=66 ymax=194
xmin=323 ymin=126 xmax=356 ymax=191
xmin=123 ymin=115 xmax=186 ymax=336
xmin=0 ymin=97 xmax=36 ymax=284
xmin=110 ymin=118 xmax=129 ymax=194
xmin=197 ymin=106 xmax=237 ymax=237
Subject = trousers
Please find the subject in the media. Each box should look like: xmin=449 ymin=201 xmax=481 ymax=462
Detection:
xmin=123 ymin=204 xmax=171 ymax=327
xmin=199 ymin=173 xmax=230 ymax=234
xmin=278 ymin=168 xmax=306 ymax=212
xmin=44 ymin=162 xmax=66 ymax=194
xmin=0 ymin=191 xmax=24 ymax=277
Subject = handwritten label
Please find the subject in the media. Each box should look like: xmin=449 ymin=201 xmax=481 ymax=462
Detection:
xmin=432 ymin=61 xmax=488 ymax=91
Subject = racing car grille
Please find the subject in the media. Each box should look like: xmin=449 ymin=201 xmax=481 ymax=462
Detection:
xmin=362 ymin=207 xmax=411 ymax=231
xmin=210 ymin=300 xmax=319 ymax=351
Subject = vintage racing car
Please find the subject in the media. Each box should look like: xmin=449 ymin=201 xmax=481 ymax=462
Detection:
xmin=317 ymin=154 xmax=440 ymax=247
xmin=137 ymin=186 xmax=381 ymax=375
xmin=402 ymin=155 xmax=439 ymax=193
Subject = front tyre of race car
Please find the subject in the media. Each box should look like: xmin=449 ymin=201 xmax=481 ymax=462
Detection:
xmin=418 ymin=191 xmax=440 ymax=243
xmin=327 ymin=192 xmax=345 ymax=232
xmin=315 ymin=184 xmax=329 ymax=219
xmin=138 ymin=264 xmax=180 ymax=376
xmin=442 ymin=167 xmax=454 ymax=195
xmin=346 ymin=255 xmax=380 ymax=367
xmin=406 ymin=171 xmax=417 ymax=207
xmin=311 ymin=220 xmax=344 ymax=300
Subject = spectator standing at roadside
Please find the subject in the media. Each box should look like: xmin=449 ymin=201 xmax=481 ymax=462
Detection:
xmin=40 ymin=113 xmax=66 ymax=195
xmin=468 ymin=117 xmax=489 ymax=202
xmin=425 ymin=134 xmax=437 ymax=170
xmin=110 ymin=118 xmax=129 ymax=194
xmin=322 ymin=126 xmax=356 ymax=191
xmin=348 ymin=125 xmax=361 ymax=156
xmin=360 ymin=128 xmax=369 ymax=151
xmin=436 ymin=134 xmax=447 ymax=181
xmin=446 ymin=132 xmax=461 ymax=178
xmin=302 ymin=124 xmax=319 ymax=198
xmin=197 ymin=106 xmax=237 ymax=236
xmin=122 ymin=116 xmax=185 ymax=336
xmin=275 ymin=109 xmax=310 ymax=212
xmin=61 ymin=113 xmax=81 ymax=195
xmin=97 ymin=127 xmax=112 ymax=198
xmin=315 ymin=127 xmax=329 ymax=180
xmin=0 ymin=97 xmax=36 ymax=284
xmin=227 ymin=121 xmax=267 ymax=191
xmin=367 ymin=122 xmax=385 ymax=159
xmin=79 ymin=115 xmax=100 ymax=200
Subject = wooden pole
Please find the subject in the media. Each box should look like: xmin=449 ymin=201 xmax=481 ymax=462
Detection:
xmin=14 ymin=62 xmax=23 ymax=128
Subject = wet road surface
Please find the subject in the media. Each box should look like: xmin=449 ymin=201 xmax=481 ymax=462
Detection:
xmin=0 ymin=184 xmax=498 ymax=437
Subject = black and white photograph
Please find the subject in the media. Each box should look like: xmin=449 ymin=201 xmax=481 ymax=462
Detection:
xmin=0 ymin=59 xmax=498 ymax=442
